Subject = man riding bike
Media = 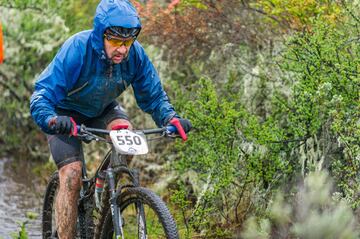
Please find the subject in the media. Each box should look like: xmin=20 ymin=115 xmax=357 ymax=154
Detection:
xmin=29 ymin=0 xmax=191 ymax=238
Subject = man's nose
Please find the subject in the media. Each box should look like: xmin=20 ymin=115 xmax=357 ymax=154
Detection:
xmin=116 ymin=45 xmax=127 ymax=54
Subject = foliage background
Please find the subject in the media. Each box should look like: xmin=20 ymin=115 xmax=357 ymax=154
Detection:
xmin=0 ymin=0 xmax=359 ymax=238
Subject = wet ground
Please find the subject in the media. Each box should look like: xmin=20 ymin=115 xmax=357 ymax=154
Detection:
xmin=0 ymin=158 xmax=43 ymax=238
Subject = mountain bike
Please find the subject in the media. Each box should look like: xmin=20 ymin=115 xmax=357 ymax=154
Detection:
xmin=42 ymin=123 xmax=185 ymax=239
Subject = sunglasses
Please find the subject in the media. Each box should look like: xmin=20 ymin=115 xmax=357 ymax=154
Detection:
xmin=104 ymin=34 xmax=135 ymax=48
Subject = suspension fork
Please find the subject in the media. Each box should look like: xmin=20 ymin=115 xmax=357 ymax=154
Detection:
xmin=107 ymin=166 xmax=124 ymax=238
xmin=127 ymin=169 xmax=147 ymax=238
xmin=79 ymin=147 xmax=91 ymax=199
xmin=137 ymin=197 xmax=147 ymax=238
xmin=106 ymin=149 xmax=147 ymax=238
xmin=110 ymin=167 xmax=147 ymax=239
xmin=107 ymin=148 xmax=125 ymax=238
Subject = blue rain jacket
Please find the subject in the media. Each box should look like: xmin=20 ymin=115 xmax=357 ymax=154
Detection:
xmin=30 ymin=0 xmax=178 ymax=134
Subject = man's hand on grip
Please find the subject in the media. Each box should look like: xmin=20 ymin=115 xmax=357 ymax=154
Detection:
xmin=169 ymin=118 xmax=192 ymax=141
xmin=48 ymin=116 xmax=77 ymax=135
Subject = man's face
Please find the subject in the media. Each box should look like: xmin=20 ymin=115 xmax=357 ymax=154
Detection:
xmin=103 ymin=35 xmax=134 ymax=64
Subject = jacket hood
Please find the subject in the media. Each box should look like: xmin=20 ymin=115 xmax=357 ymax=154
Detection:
xmin=91 ymin=0 xmax=141 ymax=57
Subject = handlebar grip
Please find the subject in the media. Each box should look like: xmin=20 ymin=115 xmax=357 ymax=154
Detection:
xmin=69 ymin=118 xmax=78 ymax=136
xmin=166 ymin=125 xmax=177 ymax=134
xmin=76 ymin=125 xmax=81 ymax=132
xmin=169 ymin=118 xmax=188 ymax=141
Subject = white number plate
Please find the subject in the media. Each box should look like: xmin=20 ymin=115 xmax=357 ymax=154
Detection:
xmin=109 ymin=130 xmax=148 ymax=155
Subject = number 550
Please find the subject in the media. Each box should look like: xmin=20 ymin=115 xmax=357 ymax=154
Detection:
xmin=117 ymin=135 xmax=142 ymax=145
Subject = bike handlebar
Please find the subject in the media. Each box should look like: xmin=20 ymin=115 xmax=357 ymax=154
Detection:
xmin=73 ymin=124 xmax=180 ymax=142
xmin=76 ymin=125 xmax=177 ymax=135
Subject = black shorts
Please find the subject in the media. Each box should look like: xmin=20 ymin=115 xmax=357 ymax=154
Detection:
xmin=47 ymin=101 xmax=129 ymax=169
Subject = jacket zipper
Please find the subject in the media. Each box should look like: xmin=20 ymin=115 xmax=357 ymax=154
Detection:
xmin=67 ymin=82 xmax=89 ymax=96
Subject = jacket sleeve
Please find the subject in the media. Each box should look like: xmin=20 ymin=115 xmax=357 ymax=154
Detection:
xmin=131 ymin=43 xmax=178 ymax=127
xmin=30 ymin=37 xmax=83 ymax=134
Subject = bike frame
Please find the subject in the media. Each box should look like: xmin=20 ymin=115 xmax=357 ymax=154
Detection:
xmin=76 ymin=125 xmax=176 ymax=238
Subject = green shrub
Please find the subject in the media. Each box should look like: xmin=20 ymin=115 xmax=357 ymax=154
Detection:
xmin=274 ymin=14 xmax=360 ymax=206
xmin=169 ymin=3 xmax=359 ymax=236
xmin=241 ymin=171 xmax=360 ymax=239
xmin=171 ymin=78 xmax=291 ymax=237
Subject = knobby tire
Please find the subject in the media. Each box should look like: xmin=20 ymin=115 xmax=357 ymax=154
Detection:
xmin=42 ymin=172 xmax=59 ymax=239
xmin=100 ymin=187 xmax=179 ymax=239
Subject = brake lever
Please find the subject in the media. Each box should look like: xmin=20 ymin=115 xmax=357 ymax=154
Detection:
xmin=76 ymin=127 xmax=108 ymax=143
xmin=77 ymin=134 xmax=94 ymax=143
xmin=164 ymin=131 xmax=180 ymax=139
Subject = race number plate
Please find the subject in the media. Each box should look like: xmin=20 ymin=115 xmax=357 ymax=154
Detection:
xmin=110 ymin=130 xmax=148 ymax=155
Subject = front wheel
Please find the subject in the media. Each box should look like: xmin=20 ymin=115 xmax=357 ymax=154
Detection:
xmin=100 ymin=187 xmax=179 ymax=239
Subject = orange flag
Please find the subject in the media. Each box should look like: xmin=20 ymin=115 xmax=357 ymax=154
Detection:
xmin=0 ymin=22 xmax=4 ymax=64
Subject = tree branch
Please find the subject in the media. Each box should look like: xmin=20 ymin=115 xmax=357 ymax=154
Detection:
xmin=0 ymin=70 xmax=22 ymax=102
xmin=340 ymin=0 xmax=360 ymax=24
xmin=243 ymin=6 xmax=291 ymax=29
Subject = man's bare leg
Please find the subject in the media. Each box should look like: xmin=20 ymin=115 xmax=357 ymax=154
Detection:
xmin=55 ymin=161 xmax=82 ymax=239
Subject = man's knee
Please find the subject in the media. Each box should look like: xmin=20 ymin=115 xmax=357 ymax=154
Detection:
xmin=59 ymin=161 xmax=82 ymax=192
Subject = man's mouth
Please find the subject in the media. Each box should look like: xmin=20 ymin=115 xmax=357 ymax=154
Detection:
xmin=112 ymin=54 xmax=125 ymax=63
xmin=113 ymin=54 xmax=123 ymax=59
